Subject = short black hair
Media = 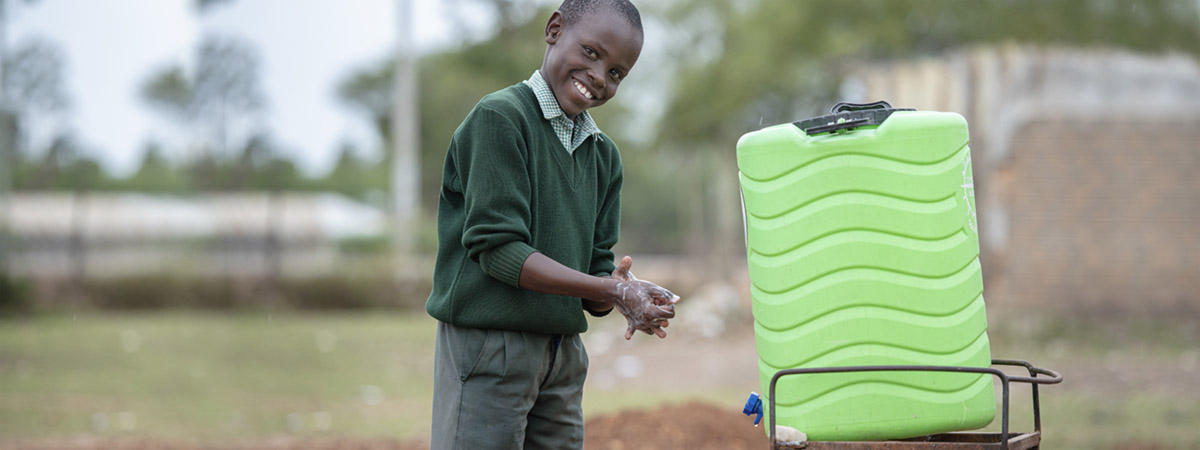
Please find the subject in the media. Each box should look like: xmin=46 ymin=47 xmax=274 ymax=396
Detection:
xmin=558 ymin=0 xmax=643 ymax=34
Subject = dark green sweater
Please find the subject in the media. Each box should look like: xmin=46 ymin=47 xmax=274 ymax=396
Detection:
xmin=425 ymin=83 xmax=622 ymax=334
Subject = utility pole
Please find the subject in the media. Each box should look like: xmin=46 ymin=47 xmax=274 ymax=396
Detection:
xmin=0 ymin=0 xmax=12 ymax=275
xmin=392 ymin=0 xmax=419 ymax=255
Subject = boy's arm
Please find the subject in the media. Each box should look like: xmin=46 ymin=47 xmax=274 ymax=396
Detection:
xmin=519 ymin=252 xmax=678 ymax=339
xmin=585 ymin=149 xmax=623 ymax=311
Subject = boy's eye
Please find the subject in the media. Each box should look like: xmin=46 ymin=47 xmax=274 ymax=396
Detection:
xmin=609 ymin=69 xmax=622 ymax=81
xmin=583 ymin=46 xmax=597 ymax=58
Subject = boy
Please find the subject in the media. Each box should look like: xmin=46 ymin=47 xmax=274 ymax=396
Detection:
xmin=426 ymin=0 xmax=678 ymax=448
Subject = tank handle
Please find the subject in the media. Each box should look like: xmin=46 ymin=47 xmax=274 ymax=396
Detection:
xmin=830 ymin=100 xmax=894 ymax=113
xmin=795 ymin=100 xmax=913 ymax=136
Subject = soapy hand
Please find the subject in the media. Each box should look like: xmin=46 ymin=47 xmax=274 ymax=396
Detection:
xmin=610 ymin=256 xmax=680 ymax=340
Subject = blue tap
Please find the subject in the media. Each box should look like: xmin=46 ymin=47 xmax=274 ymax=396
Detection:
xmin=742 ymin=392 xmax=764 ymax=426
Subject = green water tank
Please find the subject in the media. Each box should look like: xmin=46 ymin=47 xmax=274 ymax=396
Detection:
xmin=736 ymin=102 xmax=994 ymax=441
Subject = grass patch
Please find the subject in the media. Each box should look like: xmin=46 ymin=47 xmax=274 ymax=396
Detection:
xmin=0 ymin=312 xmax=438 ymax=441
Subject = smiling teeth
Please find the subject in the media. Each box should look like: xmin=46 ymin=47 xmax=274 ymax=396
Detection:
xmin=575 ymin=81 xmax=594 ymax=99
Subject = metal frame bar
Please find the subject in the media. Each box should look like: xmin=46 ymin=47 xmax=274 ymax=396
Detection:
xmin=767 ymin=359 xmax=1062 ymax=450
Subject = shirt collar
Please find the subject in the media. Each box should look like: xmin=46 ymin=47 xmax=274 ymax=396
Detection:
xmin=524 ymin=70 xmax=602 ymax=136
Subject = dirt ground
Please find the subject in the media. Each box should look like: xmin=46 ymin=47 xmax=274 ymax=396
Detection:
xmin=0 ymin=402 xmax=767 ymax=450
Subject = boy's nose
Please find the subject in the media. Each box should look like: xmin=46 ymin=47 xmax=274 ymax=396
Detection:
xmin=589 ymin=68 xmax=606 ymax=92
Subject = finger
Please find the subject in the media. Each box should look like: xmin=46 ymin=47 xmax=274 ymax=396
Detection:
xmin=614 ymin=256 xmax=633 ymax=280
xmin=648 ymin=288 xmax=677 ymax=305
xmin=625 ymin=325 xmax=635 ymax=340
xmin=654 ymin=327 xmax=667 ymax=338
xmin=641 ymin=325 xmax=665 ymax=338
xmin=661 ymin=289 xmax=679 ymax=304
xmin=654 ymin=305 xmax=676 ymax=319
xmin=656 ymin=289 xmax=678 ymax=304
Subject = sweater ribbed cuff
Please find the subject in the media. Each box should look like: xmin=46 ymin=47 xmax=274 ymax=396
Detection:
xmin=479 ymin=241 xmax=538 ymax=288
xmin=583 ymin=302 xmax=614 ymax=317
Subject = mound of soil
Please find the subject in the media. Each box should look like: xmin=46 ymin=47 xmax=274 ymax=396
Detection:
xmin=584 ymin=401 xmax=767 ymax=449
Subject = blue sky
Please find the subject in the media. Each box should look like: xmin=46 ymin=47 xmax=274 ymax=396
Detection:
xmin=6 ymin=0 xmax=500 ymax=176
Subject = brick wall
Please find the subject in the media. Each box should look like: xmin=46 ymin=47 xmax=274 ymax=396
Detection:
xmin=997 ymin=120 xmax=1200 ymax=311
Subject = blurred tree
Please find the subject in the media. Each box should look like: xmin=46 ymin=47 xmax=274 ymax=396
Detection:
xmin=141 ymin=66 xmax=193 ymax=125
xmin=50 ymin=134 xmax=103 ymax=191
xmin=0 ymin=0 xmax=45 ymax=215
xmin=338 ymin=60 xmax=393 ymax=151
xmin=140 ymin=35 xmax=266 ymax=190
xmin=192 ymin=36 xmax=265 ymax=161
xmin=331 ymin=60 xmax=395 ymax=201
xmin=319 ymin=141 xmax=387 ymax=199
xmin=337 ymin=1 xmax=551 ymax=215
xmin=14 ymin=131 xmax=105 ymax=190
xmin=236 ymin=132 xmax=309 ymax=191
xmin=415 ymin=3 xmax=552 ymax=212
xmin=193 ymin=0 xmax=234 ymax=13
xmin=119 ymin=141 xmax=189 ymax=193
xmin=1 ymin=37 xmax=69 ymax=169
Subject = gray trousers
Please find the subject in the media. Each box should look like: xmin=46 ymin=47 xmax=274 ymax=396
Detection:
xmin=431 ymin=321 xmax=588 ymax=450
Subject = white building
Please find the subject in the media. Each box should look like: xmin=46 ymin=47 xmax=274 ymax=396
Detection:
xmin=3 ymin=192 xmax=390 ymax=278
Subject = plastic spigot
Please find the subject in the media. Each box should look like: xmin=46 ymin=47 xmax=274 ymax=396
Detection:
xmin=742 ymin=392 xmax=764 ymax=426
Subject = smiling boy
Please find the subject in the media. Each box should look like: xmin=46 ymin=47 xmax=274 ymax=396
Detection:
xmin=426 ymin=0 xmax=678 ymax=448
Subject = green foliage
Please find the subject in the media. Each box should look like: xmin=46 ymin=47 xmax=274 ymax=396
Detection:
xmin=82 ymin=275 xmax=237 ymax=309
xmin=617 ymin=150 xmax=686 ymax=253
xmin=414 ymin=6 xmax=553 ymax=212
xmin=193 ymin=0 xmax=234 ymax=13
xmin=0 ymin=271 xmax=30 ymax=316
xmin=1 ymin=37 xmax=69 ymax=115
xmin=11 ymin=132 xmax=114 ymax=191
xmin=140 ymin=65 xmax=193 ymax=123
xmin=138 ymin=34 xmax=266 ymax=169
xmin=1 ymin=37 xmax=71 ymax=179
xmin=309 ymin=143 xmax=389 ymax=199
xmin=337 ymin=235 xmax=391 ymax=255
xmin=120 ymin=142 xmax=189 ymax=193
xmin=337 ymin=59 xmax=394 ymax=145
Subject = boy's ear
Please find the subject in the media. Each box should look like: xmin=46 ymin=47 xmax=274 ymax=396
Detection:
xmin=545 ymin=11 xmax=565 ymax=44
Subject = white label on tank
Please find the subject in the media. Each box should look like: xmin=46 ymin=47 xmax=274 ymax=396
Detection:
xmin=962 ymin=151 xmax=977 ymax=234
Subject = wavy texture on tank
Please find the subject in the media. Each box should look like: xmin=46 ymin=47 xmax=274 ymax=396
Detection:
xmin=736 ymin=111 xmax=994 ymax=441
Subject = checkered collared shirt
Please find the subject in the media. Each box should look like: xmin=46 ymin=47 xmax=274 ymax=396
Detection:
xmin=523 ymin=70 xmax=603 ymax=155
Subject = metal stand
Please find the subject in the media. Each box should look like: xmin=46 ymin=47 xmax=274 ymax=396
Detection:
xmin=768 ymin=359 xmax=1063 ymax=450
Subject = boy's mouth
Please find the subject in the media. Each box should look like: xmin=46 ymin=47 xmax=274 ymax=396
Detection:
xmin=573 ymin=80 xmax=595 ymax=100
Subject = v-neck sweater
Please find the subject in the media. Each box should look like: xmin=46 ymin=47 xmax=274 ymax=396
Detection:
xmin=426 ymin=82 xmax=623 ymax=334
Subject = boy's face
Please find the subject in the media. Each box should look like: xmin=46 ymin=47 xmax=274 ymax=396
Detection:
xmin=541 ymin=9 xmax=643 ymax=119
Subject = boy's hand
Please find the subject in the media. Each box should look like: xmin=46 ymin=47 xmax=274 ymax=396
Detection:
xmin=611 ymin=256 xmax=681 ymax=339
